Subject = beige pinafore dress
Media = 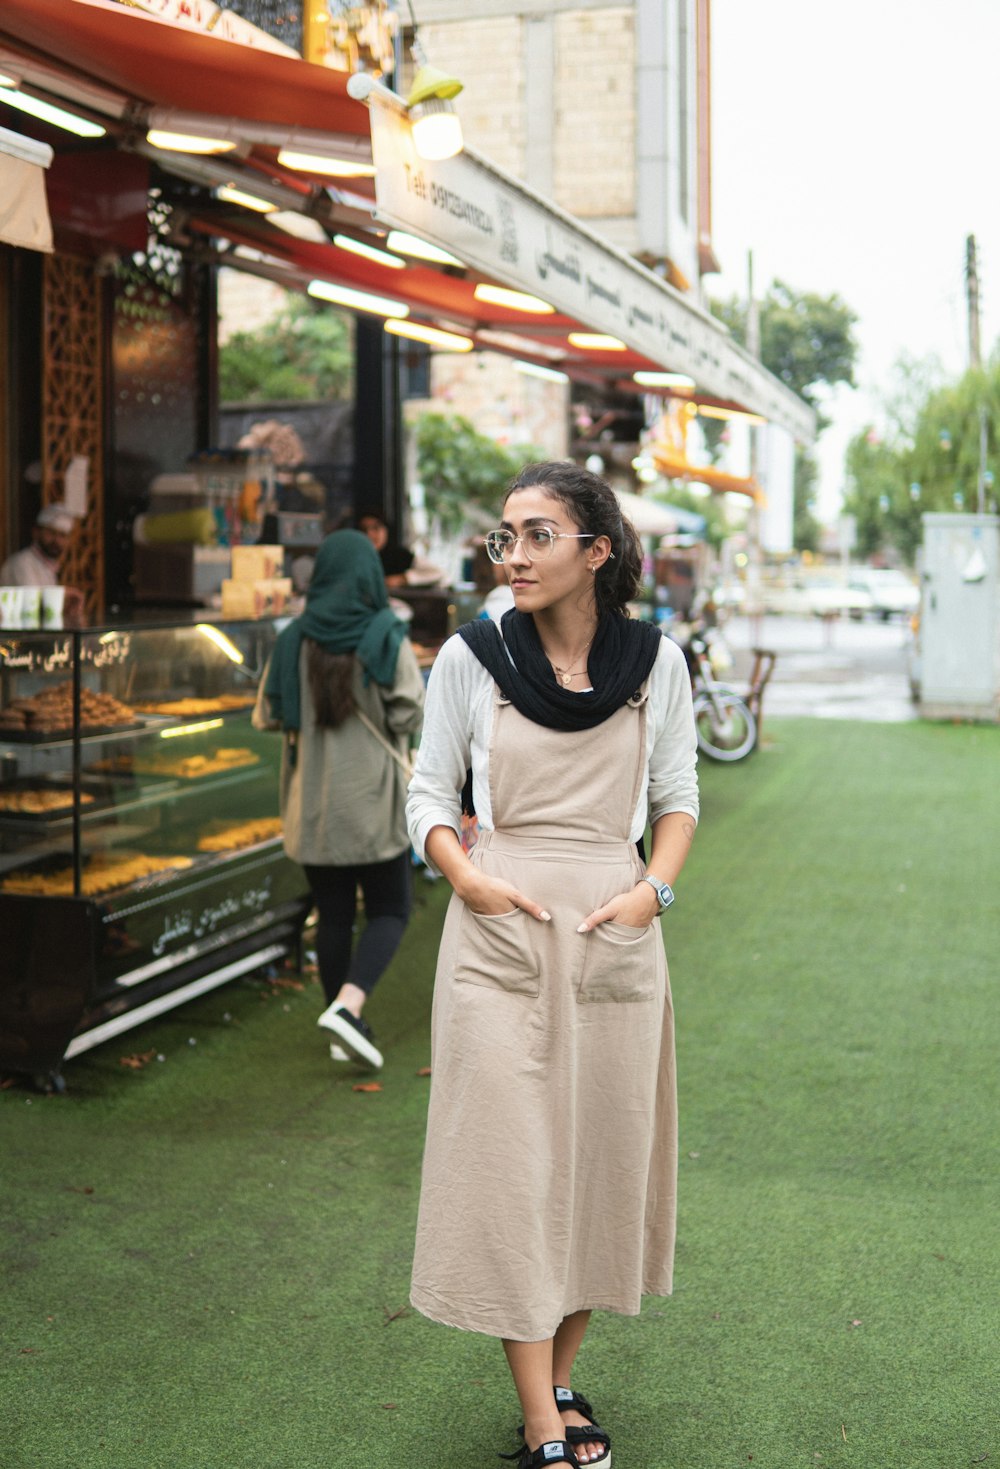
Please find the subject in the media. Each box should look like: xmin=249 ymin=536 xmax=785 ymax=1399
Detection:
xmin=411 ymin=682 xmax=677 ymax=1342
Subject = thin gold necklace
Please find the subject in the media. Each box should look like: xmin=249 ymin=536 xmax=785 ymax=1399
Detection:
xmin=550 ymin=635 xmax=594 ymax=687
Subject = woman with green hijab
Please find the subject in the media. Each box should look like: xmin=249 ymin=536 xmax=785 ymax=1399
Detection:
xmin=254 ymin=531 xmax=425 ymax=1068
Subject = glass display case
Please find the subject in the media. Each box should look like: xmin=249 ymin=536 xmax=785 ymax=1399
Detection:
xmin=0 ymin=617 xmax=311 ymax=1088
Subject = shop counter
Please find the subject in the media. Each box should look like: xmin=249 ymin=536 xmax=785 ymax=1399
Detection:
xmin=0 ymin=616 xmax=311 ymax=1088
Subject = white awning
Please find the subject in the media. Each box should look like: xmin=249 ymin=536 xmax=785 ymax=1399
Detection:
xmin=0 ymin=125 xmax=53 ymax=252
xmin=613 ymin=488 xmax=683 ymax=536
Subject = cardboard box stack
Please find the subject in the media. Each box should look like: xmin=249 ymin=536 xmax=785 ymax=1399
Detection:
xmin=221 ymin=546 xmax=292 ymax=617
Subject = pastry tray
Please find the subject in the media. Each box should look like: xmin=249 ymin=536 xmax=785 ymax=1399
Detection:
xmin=130 ymin=697 xmax=257 ymax=717
xmin=0 ymin=778 xmax=115 ymax=824
xmin=0 ymin=848 xmax=203 ymax=899
xmin=0 ymin=719 xmax=146 ymax=744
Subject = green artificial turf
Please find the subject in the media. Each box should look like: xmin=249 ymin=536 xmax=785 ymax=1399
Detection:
xmin=2 ymin=717 xmax=999 ymax=1468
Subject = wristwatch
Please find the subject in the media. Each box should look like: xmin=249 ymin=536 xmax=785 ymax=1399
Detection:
xmin=641 ymin=874 xmax=675 ymax=911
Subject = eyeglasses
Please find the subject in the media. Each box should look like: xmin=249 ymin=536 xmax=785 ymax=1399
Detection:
xmin=485 ymin=527 xmax=596 ymax=564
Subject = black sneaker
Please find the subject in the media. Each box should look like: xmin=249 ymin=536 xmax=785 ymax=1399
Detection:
xmin=317 ymin=1003 xmax=384 ymax=1069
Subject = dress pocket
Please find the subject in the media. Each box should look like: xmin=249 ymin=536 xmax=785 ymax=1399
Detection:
xmin=453 ymin=907 xmax=541 ymax=997
xmin=577 ymin=919 xmax=657 ymax=1003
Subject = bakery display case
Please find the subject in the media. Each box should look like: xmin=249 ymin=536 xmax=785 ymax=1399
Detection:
xmin=0 ymin=617 xmax=311 ymax=1088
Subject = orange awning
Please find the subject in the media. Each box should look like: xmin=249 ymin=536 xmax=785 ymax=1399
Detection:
xmin=0 ymin=0 xmax=367 ymax=135
xmin=0 ymin=0 xmax=816 ymax=438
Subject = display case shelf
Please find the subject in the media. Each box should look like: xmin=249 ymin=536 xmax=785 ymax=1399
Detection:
xmin=0 ymin=616 xmax=311 ymax=1086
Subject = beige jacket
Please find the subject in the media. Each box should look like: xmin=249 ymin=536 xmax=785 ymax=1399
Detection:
xmin=254 ymin=639 xmax=424 ymax=866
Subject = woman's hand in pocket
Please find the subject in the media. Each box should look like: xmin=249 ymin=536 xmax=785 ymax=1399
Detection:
xmin=459 ymin=870 xmax=551 ymax=922
xmin=577 ymin=882 xmax=658 ymax=933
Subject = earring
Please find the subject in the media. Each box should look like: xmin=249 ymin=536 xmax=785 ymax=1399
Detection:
xmin=589 ymin=564 xmax=597 ymax=575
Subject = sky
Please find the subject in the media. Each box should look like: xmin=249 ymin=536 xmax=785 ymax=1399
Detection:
xmin=709 ymin=0 xmax=999 ymax=520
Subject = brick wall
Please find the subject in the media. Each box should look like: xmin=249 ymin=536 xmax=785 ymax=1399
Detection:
xmin=420 ymin=17 xmax=526 ymax=176
xmin=217 ymin=269 xmax=290 ymax=345
xmin=553 ymin=7 xmax=636 ymax=219
xmin=422 ymin=351 xmax=569 ymax=462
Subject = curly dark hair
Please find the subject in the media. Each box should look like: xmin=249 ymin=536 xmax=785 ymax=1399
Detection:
xmin=504 ymin=461 xmax=643 ymax=618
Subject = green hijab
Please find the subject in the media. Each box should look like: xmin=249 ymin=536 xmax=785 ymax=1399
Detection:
xmin=264 ymin=529 xmax=408 ymax=737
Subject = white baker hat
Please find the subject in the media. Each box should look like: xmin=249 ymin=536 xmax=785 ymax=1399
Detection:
xmin=36 ymin=503 xmax=77 ymax=534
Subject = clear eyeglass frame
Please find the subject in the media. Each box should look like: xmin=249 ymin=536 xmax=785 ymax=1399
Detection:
xmin=485 ymin=527 xmax=596 ymax=564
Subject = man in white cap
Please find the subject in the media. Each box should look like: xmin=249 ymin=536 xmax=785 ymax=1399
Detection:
xmin=0 ymin=502 xmax=77 ymax=587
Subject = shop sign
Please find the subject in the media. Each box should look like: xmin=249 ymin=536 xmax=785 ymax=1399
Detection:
xmin=368 ymin=100 xmax=815 ymax=443
xmin=147 ymin=874 xmax=274 ymax=959
xmin=0 ymin=634 xmax=132 ymax=674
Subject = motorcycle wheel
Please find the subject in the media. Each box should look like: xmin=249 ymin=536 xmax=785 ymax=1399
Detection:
xmin=692 ymin=690 xmax=757 ymax=761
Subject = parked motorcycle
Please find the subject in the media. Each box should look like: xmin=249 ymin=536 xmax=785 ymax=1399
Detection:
xmin=675 ymin=622 xmax=757 ymax=762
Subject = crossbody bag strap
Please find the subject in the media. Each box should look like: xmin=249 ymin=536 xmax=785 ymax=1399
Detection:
xmin=354 ymin=707 xmax=414 ymax=781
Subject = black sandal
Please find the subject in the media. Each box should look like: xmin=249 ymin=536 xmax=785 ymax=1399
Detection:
xmin=514 ymin=1390 xmax=611 ymax=1467
xmin=500 ymin=1442 xmax=579 ymax=1468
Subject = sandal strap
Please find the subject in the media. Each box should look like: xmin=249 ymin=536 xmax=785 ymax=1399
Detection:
xmin=554 ymin=1387 xmax=597 ymax=1422
xmin=516 ymin=1387 xmax=601 ymax=1444
xmin=565 ymin=1425 xmax=611 ymax=1453
xmin=499 ymin=1442 xmax=579 ymax=1467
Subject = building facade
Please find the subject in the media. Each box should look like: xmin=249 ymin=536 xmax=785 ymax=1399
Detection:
xmin=406 ymin=0 xmax=717 ymax=465
xmin=414 ymin=0 xmax=715 ymax=293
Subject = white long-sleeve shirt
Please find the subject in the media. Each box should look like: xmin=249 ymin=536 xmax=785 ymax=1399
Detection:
xmin=406 ymin=631 xmax=699 ymax=862
xmin=0 ymin=545 xmax=60 ymax=586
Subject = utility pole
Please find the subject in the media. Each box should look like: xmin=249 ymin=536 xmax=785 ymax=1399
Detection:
xmin=966 ymin=234 xmax=982 ymax=369
xmin=966 ymin=233 xmax=987 ymax=513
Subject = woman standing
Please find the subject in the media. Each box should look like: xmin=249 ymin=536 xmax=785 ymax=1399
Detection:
xmin=255 ymin=530 xmax=424 ymax=1069
xmin=406 ymin=463 xmax=698 ymax=1468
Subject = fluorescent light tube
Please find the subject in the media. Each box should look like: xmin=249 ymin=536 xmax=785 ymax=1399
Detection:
xmin=0 ymin=85 xmax=105 ymax=138
xmin=308 ymin=280 xmax=410 ymax=317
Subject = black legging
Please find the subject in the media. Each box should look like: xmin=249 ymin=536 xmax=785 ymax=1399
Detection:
xmin=303 ymin=851 xmax=412 ymax=1004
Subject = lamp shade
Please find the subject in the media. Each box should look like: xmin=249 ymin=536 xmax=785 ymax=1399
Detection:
xmin=406 ymin=63 xmax=464 ymax=107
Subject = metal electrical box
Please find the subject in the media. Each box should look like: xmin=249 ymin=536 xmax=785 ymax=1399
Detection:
xmin=917 ymin=513 xmax=1000 ymax=721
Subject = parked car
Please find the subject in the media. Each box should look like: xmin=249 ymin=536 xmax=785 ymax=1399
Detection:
xmin=847 ymin=568 xmax=920 ymax=621
xmin=805 ymin=577 xmax=873 ymax=619
xmin=760 ymin=580 xmax=813 ymax=616
xmin=761 ymin=577 xmax=872 ymax=619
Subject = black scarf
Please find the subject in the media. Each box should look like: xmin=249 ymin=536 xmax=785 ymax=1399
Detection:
xmin=457 ymin=609 xmax=662 ymax=732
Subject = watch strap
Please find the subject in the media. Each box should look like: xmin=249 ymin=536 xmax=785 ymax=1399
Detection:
xmin=641 ymin=874 xmax=675 ymax=910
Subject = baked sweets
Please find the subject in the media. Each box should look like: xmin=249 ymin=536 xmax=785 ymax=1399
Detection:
xmin=0 ymin=682 xmax=136 ymax=735
xmin=133 ymin=694 xmax=256 ymax=716
xmin=87 ymin=753 xmax=135 ymax=777
xmin=0 ymin=787 xmax=95 ymax=814
xmin=197 ymin=816 xmax=283 ymax=852
xmin=2 ymin=851 xmax=193 ymax=897
xmin=132 ymin=746 xmax=258 ymax=779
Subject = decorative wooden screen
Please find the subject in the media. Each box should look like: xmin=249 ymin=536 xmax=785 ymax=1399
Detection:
xmin=42 ymin=253 xmax=104 ymax=620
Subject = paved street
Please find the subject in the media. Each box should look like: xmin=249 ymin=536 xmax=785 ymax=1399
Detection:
xmin=721 ymin=612 xmax=917 ymax=722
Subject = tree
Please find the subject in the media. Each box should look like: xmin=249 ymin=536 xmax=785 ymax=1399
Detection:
xmin=712 ymin=280 xmax=859 ymax=430
xmin=711 ymin=280 xmax=859 ymax=552
xmin=843 ymin=428 xmax=911 ymax=561
xmin=219 ymin=295 xmax=353 ymax=403
xmin=907 ymin=366 xmax=999 ymax=512
xmin=413 ymin=413 xmax=544 ymax=534
xmin=793 ymin=446 xmax=821 ymax=555
xmin=877 ymin=351 xmax=945 ymax=445
xmin=843 ymin=355 xmax=1000 ymax=564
